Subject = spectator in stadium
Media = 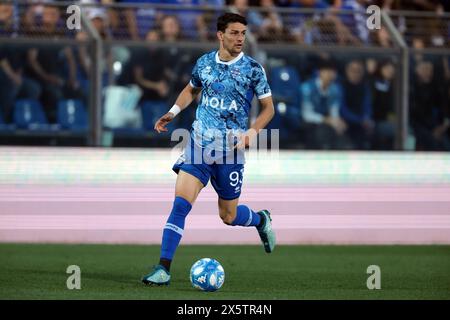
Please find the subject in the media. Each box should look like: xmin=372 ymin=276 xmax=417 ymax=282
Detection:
xmin=0 ymin=48 xmax=42 ymax=123
xmin=383 ymin=0 xmax=447 ymax=47
xmin=162 ymin=0 xmax=222 ymax=40
xmin=282 ymin=0 xmax=329 ymax=43
xmin=22 ymin=1 xmax=44 ymax=36
xmin=0 ymin=1 xmax=17 ymax=37
xmin=410 ymin=36 xmax=448 ymax=88
xmin=196 ymin=0 xmax=225 ymax=42
xmin=159 ymin=14 xmax=183 ymax=41
xmin=82 ymin=0 xmax=134 ymax=39
xmin=340 ymin=59 xmax=373 ymax=149
xmin=372 ymin=26 xmax=393 ymax=48
xmin=160 ymin=14 xmax=203 ymax=125
xmin=197 ymin=7 xmax=221 ymax=41
xmin=410 ymin=59 xmax=450 ymax=151
xmin=76 ymin=8 xmax=121 ymax=89
xmin=118 ymin=0 xmax=161 ymax=40
xmin=116 ymin=29 xmax=160 ymax=88
xmin=370 ymin=58 xmax=396 ymax=150
xmin=287 ymin=0 xmax=360 ymax=45
xmin=366 ymin=27 xmax=393 ymax=78
xmin=119 ymin=0 xmax=222 ymax=40
xmin=228 ymin=0 xmax=265 ymax=34
xmin=300 ymin=59 xmax=348 ymax=149
xmin=145 ymin=28 xmax=160 ymax=41
xmin=338 ymin=0 xmax=372 ymax=44
xmin=133 ymin=30 xmax=170 ymax=103
xmin=158 ymin=15 xmax=199 ymax=105
xmin=26 ymin=4 xmax=81 ymax=122
xmin=255 ymin=0 xmax=285 ymax=42
xmin=79 ymin=1 xmax=127 ymax=39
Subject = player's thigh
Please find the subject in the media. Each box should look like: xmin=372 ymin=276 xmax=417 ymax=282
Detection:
xmin=175 ymin=170 xmax=204 ymax=204
xmin=211 ymin=163 xmax=244 ymax=205
xmin=217 ymin=197 xmax=239 ymax=221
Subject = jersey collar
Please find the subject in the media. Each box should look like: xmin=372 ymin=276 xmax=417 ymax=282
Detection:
xmin=215 ymin=51 xmax=244 ymax=65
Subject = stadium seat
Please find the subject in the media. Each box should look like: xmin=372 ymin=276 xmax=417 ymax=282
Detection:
xmin=266 ymin=101 xmax=302 ymax=142
xmin=268 ymin=67 xmax=303 ymax=142
xmin=13 ymin=99 xmax=53 ymax=130
xmin=269 ymin=66 xmax=302 ymax=107
xmin=57 ymin=99 xmax=88 ymax=131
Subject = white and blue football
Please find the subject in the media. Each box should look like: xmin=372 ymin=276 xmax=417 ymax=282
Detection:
xmin=189 ymin=258 xmax=225 ymax=292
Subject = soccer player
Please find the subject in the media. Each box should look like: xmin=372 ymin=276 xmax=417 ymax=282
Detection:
xmin=142 ymin=12 xmax=276 ymax=286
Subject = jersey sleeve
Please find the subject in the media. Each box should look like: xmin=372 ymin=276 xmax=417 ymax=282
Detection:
xmin=252 ymin=64 xmax=272 ymax=100
xmin=189 ymin=59 xmax=202 ymax=88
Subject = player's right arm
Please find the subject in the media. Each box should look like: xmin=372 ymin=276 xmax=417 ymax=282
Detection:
xmin=154 ymin=83 xmax=202 ymax=133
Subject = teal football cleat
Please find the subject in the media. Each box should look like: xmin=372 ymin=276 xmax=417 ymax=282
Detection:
xmin=257 ymin=210 xmax=276 ymax=253
xmin=142 ymin=265 xmax=171 ymax=286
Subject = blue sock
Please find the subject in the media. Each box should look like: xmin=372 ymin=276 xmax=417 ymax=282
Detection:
xmin=160 ymin=196 xmax=192 ymax=262
xmin=230 ymin=205 xmax=261 ymax=227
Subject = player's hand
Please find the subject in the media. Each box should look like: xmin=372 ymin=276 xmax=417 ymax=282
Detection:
xmin=234 ymin=129 xmax=257 ymax=149
xmin=154 ymin=112 xmax=174 ymax=133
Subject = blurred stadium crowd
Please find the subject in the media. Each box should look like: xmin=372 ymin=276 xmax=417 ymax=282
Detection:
xmin=0 ymin=0 xmax=449 ymax=150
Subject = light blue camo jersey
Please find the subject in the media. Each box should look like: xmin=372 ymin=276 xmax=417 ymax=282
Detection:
xmin=189 ymin=50 xmax=272 ymax=151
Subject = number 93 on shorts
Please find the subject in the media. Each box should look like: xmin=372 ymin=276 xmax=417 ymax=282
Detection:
xmin=172 ymin=159 xmax=245 ymax=201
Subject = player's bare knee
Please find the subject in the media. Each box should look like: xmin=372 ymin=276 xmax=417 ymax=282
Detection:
xmin=220 ymin=214 xmax=235 ymax=225
xmin=219 ymin=209 xmax=235 ymax=225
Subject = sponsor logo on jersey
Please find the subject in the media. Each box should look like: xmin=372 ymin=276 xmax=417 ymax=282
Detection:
xmin=231 ymin=68 xmax=241 ymax=77
xmin=204 ymin=96 xmax=238 ymax=111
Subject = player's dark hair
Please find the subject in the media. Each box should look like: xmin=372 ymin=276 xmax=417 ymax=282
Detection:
xmin=217 ymin=13 xmax=247 ymax=32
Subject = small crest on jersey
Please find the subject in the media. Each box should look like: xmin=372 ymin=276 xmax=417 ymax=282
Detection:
xmin=231 ymin=68 xmax=241 ymax=77
xmin=205 ymin=66 xmax=212 ymax=73
xmin=211 ymin=82 xmax=225 ymax=93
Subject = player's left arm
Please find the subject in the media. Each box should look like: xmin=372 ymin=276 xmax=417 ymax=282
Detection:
xmin=235 ymin=62 xmax=275 ymax=149
xmin=236 ymin=96 xmax=275 ymax=149
xmin=250 ymin=96 xmax=275 ymax=133
xmin=154 ymin=83 xmax=202 ymax=133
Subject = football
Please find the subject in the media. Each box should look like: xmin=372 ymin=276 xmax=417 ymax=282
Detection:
xmin=189 ymin=258 xmax=225 ymax=292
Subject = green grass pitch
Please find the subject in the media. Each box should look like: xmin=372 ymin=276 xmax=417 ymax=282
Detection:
xmin=0 ymin=244 xmax=449 ymax=300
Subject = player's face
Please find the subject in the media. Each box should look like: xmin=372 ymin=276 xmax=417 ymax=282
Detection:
xmin=218 ymin=22 xmax=247 ymax=56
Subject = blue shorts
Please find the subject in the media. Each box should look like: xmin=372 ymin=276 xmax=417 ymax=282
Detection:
xmin=172 ymin=138 xmax=245 ymax=200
